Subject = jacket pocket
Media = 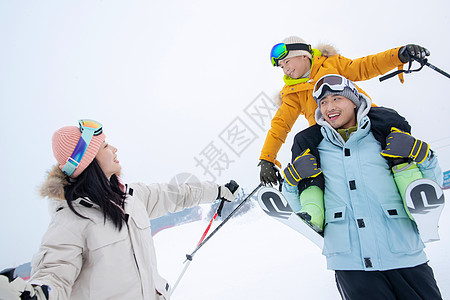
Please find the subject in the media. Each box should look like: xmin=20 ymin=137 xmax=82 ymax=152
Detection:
xmin=86 ymin=224 xmax=128 ymax=251
xmin=131 ymin=205 xmax=152 ymax=231
xmin=381 ymin=203 xmax=424 ymax=254
xmin=323 ymin=206 xmax=350 ymax=256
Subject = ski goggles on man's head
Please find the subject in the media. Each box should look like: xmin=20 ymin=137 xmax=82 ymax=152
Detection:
xmin=61 ymin=119 xmax=103 ymax=177
xmin=313 ymin=74 xmax=360 ymax=101
xmin=270 ymin=42 xmax=312 ymax=66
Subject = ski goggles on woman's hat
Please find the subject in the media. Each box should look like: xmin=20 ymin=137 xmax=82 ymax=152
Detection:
xmin=270 ymin=42 xmax=312 ymax=66
xmin=61 ymin=119 xmax=103 ymax=177
xmin=313 ymin=74 xmax=360 ymax=101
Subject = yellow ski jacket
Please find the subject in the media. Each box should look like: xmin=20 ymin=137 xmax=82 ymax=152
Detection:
xmin=260 ymin=45 xmax=405 ymax=167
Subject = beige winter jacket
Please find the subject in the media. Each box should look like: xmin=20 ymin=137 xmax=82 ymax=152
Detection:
xmin=29 ymin=166 xmax=218 ymax=299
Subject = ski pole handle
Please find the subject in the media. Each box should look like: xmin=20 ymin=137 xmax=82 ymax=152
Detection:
xmin=226 ymin=180 xmax=240 ymax=193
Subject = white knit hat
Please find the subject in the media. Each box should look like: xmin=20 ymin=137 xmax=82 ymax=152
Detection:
xmin=282 ymin=36 xmax=312 ymax=60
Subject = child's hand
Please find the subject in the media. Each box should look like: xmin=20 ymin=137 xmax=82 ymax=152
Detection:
xmin=398 ymin=44 xmax=430 ymax=63
xmin=259 ymin=160 xmax=281 ymax=185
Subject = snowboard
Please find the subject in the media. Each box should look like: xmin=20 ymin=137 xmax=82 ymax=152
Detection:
xmin=403 ymin=178 xmax=445 ymax=243
xmin=257 ymin=186 xmax=324 ymax=249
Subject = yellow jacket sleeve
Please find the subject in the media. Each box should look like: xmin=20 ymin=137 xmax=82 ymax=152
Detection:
xmin=331 ymin=47 xmax=405 ymax=82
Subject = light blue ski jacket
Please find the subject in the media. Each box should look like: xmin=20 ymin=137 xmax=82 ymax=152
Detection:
xmin=289 ymin=95 xmax=442 ymax=271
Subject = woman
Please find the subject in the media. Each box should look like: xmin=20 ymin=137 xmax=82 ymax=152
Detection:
xmin=1 ymin=119 xmax=239 ymax=299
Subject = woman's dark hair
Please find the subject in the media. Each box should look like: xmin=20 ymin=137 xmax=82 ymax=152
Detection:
xmin=64 ymin=159 xmax=127 ymax=230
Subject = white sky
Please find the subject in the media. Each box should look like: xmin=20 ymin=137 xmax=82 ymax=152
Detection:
xmin=1 ymin=0 xmax=450 ymax=279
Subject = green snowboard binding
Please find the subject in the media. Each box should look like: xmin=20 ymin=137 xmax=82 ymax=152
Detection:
xmin=296 ymin=185 xmax=324 ymax=235
xmin=392 ymin=162 xmax=445 ymax=243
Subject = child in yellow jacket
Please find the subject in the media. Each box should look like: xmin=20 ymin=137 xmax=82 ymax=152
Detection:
xmin=259 ymin=36 xmax=430 ymax=185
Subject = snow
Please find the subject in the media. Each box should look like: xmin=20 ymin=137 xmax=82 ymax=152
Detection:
xmin=154 ymin=191 xmax=450 ymax=299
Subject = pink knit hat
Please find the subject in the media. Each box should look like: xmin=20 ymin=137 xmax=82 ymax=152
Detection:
xmin=52 ymin=126 xmax=106 ymax=178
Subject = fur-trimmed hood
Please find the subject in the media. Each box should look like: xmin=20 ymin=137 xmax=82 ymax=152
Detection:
xmin=39 ymin=165 xmax=69 ymax=201
xmin=315 ymin=43 xmax=339 ymax=57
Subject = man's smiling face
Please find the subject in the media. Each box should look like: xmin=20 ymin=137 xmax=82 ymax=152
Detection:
xmin=319 ymin=94 xmax=357 ymax=129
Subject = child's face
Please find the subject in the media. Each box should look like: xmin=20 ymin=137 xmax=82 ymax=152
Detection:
xmin=319 ymin=95 xmax=357 ymax=129
xmin=278 ymin=55 xmax=311 ymax=79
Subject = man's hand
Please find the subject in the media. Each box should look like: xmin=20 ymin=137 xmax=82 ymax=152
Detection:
xmin=283 ymin=149 xmax=322 ymax=186
xmin=399 ymin=44 xmax=430 ymax=63
xmin=381 ymin=127 xmax=430 ymax=164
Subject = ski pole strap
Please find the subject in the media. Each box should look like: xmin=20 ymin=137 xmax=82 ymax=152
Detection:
xmin=380 ymin=59 xmax=414 ymax=82
xmin=379 ymin=57 xmax=444 ymax=82
xmin=379 ymin=69 xmax=406 ymax=82
xmin=217 ymin=200 xmax=225 ymax=217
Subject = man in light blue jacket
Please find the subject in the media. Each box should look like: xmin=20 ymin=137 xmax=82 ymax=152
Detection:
xmin=284 ymin=74 xmax=443 ymax=299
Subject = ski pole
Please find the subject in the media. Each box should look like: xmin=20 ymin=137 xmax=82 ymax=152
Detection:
xmin=171 ymin=200 xmax=230 ymax=294
xmin=423 ymin=60 xmax=450 ymax=79
xmin=380 ymin=57 xmax=450 ymax=82
xmin=171 ymin=182 xmax=263 ymax=294
xmin=171 ymin=180 xmax=239 ymax=293
xmin=188 ymin=182 xmax=263 ymax=258
xmin=194 ymin=180 xmax=240 ymax=248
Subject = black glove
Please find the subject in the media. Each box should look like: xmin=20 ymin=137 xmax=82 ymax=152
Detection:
xmin=259 ymin=160 xmax=280 ymax=185
xmin=398 ymin=44 xmax=430 ymax=63
xmin=380 ymin=127 xmax=430 ymax=164
xmin=0 ymin=268 xmax=15 ymax=282
xmin=283 ymin=149 xmax=322 ymax=186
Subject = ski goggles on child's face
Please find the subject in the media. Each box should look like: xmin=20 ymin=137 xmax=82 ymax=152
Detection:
xmin=270 ymin=42 xmax=312 ymax=67
xmin=313 ymin=74 xmax=360 ymax=101
xmin=61 ymin=119 xmax=103 ymax=177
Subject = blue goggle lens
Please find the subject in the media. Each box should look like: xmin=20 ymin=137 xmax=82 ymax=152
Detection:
xmin=270 ymin=43 xmax=288 ymax=66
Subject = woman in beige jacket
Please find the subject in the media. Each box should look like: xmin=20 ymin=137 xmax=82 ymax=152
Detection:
xmin=0 ymin=119 xmax=238 ymax=300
